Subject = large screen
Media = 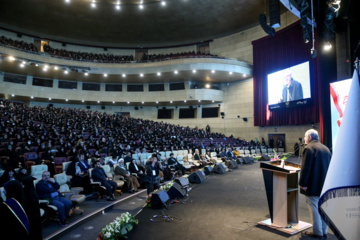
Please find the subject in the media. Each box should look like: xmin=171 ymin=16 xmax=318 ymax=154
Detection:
xmin=330 ymin=78 xmax=351 ymax=150
xmin=267 ymin=61 xmax=311 ymax=110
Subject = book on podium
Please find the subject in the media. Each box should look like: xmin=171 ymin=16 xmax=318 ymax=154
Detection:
xmin=259 ymin=160 xmax=312 ymax=235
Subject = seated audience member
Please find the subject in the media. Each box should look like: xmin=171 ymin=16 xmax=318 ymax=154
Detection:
xmin=17 ymin=167 xmax=33 ymax=182
xmin=22 ymin=176 xmax=43 ymax=240
xmin=36 ymin=171 xmax=73 ymax=226
xmin=226 ymin=148 xmax=237 ymax=160
xmin=0 ymin=167 xmax=19 ymax=187
xmin=124 ymin=152 xmax=133 ymax=164
xmin=146 ymin=154 xmax=162 ymax=195
xmin=219 ymin=148 xmax=227 ymax=161
xmin=78 ymin=152 xmax=91 ymax=173
xmin=0 ymin=180 xmax=30 ymax=240
xmin=205 ymin=150 xmax=217 ymax=165
xmin=193 ymin=149 xmax=207 ymax=167
xmin=167 ymin=153 xmax=186 ymax=175
xmin=114 ymin=159 xmax=140 ymax=192
xmin=66 ymin=155 xmax=91 ymax=194
xmin=92 ymin=160 xmax=117 ymax=201
xmin=128 ymin=159 xmax=147 ymax=187
xmin=233 ymin=148 xmax=241 ymax=158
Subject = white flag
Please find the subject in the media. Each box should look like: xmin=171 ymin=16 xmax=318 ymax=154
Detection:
xmin=319 ymin=70 xmax=360 ymax=240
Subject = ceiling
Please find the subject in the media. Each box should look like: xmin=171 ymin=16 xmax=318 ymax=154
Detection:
xmin=0 ymin=0 xmax=286 ymax=48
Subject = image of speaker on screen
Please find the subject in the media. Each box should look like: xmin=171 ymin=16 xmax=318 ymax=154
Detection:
xmin=280 ymin=69 xmax=303 ymax=102
xmin=267 ymin=61 xmax=311 ymax=106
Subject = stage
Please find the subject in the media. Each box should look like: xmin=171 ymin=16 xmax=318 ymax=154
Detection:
xmin=43 ymin=162 xmax=336 ymax=240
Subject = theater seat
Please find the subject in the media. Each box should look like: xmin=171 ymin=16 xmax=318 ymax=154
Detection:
xmin=54 ymin=157 xmax=67 ymax=173
xmin=31 ymin=164 xmax=48 ymax=179
xmin=101 ymin=165 xmax=125 ymax=188
xmin=54 ymin=173 xmax=86 ymax=208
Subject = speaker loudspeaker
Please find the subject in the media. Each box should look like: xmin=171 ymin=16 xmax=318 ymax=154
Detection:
xmin=151 ymin=190 xmax=170 ymax=209
xmin=226 ymin=159 xmax=238 ymax=169
xmin=259 ymin=14 xmax=275 ymax=37
xmin=242 ymin=156 xmax=254 ymax=164
xmin=260 ymin=155 xmax=270 ymax=161
xmin=236 ymin=158 xmax=244 ymax=164
xmin=213 ymin=163 xmax=226 ymax=174
xmin=203 ymin=166 xmax=212 ymax=175
xmin=167 ymin=182 xmax=187 ymax=199
xmin=175 ymin=177 xmax=189 ymax=187
xmin=189 ymin=170 xmax=205 ymax=183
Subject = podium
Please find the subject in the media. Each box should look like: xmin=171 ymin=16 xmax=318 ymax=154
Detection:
xmin=259 ymin=160 xmax=312 ymax=234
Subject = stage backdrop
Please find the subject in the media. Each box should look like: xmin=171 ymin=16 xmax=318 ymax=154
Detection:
xmin=252 ymin=21 xmax=321 ymax=127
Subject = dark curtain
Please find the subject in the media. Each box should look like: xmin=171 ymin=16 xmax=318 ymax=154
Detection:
xmin=252 ymin=21 xmax=321 ymax=127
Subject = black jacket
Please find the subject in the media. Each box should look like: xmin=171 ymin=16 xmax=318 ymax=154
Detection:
xmin=299 ymin=140 xmax=331 ymax=196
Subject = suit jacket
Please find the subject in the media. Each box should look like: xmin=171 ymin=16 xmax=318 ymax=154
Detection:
xmin=91 ymin=167 xmax=107 ymax=184
xmin=129 ymin=162 xmax=142 ymax=174
xmin=299 ymin=140 xmax=331 ymax=196
xmin=36 ymin=180 xmax=60 ymax=200
xmin=281 ymin=79 xmax=303 ymax=102
xmin=114 ymin=165 xmax=129 ymax=177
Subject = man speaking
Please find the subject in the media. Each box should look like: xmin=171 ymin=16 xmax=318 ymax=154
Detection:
xmin=281 ymin=69 xmax=303 ymax=102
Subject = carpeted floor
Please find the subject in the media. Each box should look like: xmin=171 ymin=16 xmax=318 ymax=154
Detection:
xmin=49 ymin=162 xmax=336 ymax=240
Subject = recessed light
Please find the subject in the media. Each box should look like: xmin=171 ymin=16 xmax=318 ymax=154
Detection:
xmin=103 ymin=73 xmax=108 ymax=77
xmin=49 ymin=98 xmax=52 ymax=100
xmin=35 ymin=64 xmax=39 ymax=67
xmin=174 ymin=70 xmax=178 ymax=74
xmin=198 ymin=100 xmax=201 ymax=102
xmin=161 ymin=1 xmax=166 ymax=6
xmin=11 ymin=94 xmax=15 ymax=97
xmin=156 ymin=101 xmax=159 ymax=104
xmin=212 ymin=100 xmax=215 ymax=103
xmin=22 ymin=61 xmax=26 ymax=64
xmin=115 ymin=5 xmax=120 ymax=10
xmin=122 ymin=74 xmax=126 ymax=77
xmin=30 ymin=96 xmax=34 ymax=99
xmin=43 ymin=68 xmax=48 ymax=72
xmin=205 ymin=84 xmax=210 ymax=88
xmin=84 ymin=72 xmax=88 ymax=76
xmin=112 ymin=101 xmax=115 ymax=104
xmin=211 ymin=70 xmax=215 ymax=73
xmin=54 ymin=66 xmax=59 ymax=70
xmin=8 ymin=56 xmax=15 ymax=61
xmin=140 ymin=73 xmax=144 ymax=77
xmin=65 ymin=99 xmax=68 ymax=102
xmin=97 ymin=100 xmax=100 ymax=103
xmin=139 ymin=4 xmax=143 ymax=9
xmin=64 ymin=70 xmax=68 ymax=74
xmin=192 ymin=70 xmax=197 ymax=73
xmin=65 ymin=0 xmax=70 ymax=3
xmin=142 ymin=101 xmax=144 ymax=104
xmin=229 ymin=72 xmax=233 ymax=75
xmin=157 ymin=72 xmax=161 ymax=76
xmin=243 ymin=74 xmax=246 ymax=77
xmin=20 ymin=64 xmax=25 ymax=68
xmin=127 ymin=101 xmax=130 ymax=104
xmin=170 ymin=101 xmax=173 ymax=103
xmin=184 ymin=100 xmax=187 ymax=103
xmin=82 ymin=100 xmax=84 ymax=102
xmin=91 ymin=3 xmax=96 ymax=8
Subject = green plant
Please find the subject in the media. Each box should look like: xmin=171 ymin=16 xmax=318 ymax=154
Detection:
xmin=97 ymin=212 xmax=138 ymax=240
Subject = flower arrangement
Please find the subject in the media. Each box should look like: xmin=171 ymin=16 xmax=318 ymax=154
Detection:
xmin=270 ymin=149 xmax=279 ymax=161
xmin=145 ymin=194 xmax=152 ymax=208
xmin=97 ymin=212 xmax=138 ymax=240
xmin=159 ymin=180 xmax=174 ymax=191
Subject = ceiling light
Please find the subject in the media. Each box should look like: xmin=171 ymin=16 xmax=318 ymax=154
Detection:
xmin=64 ymin=70 xmax=68 ymax=74
xmin=115 ymin=5 xmax=120 ymax=10
xmin=184 ymin=100 xmax=187 ymax=103
xmin=91 ymin=3 xmax=96 ymax=8
xmin=127 ymin=101 xmax=130 ymax=104
xmin=192 ymin=70 xmax=197 ymax=73
xmin=65 ymin=0 xmax=70 ymax=3
xmin=198 ymin=100 xmax=201 ymax=102
xmin=229 ymin=72 xmax=233 ymax=75
xmin=140 ymin=73 xmax=144 ymax=77
xmin=174 ymin=70 xmax=178 ymax=74
xmin=84 ymin=72 xmax=88 ymax=76
xmin=30 ymin=96 xmax=34 ymax=99
xmin=211 ymin=70 xmax=215 ymax=73
xmin=157 ymin=72 xmax=161 ymax=76
xmin=139 ymin=4 xmax=143 ymax=9
xmin=170 ymin=101 xmax=173 ymax=103
xmin=97 ymin=100 xmax=100 ymax=103
xmin=324 ymin=42 xmax=332 ymax=51
xmin=20 ymin=64 xmax=25 ymax=68
xmin=65 ymin=99 xmax=68 ymax=102
xmin=49 ymin=98 xmax=52 ymax=100
xmin=205 ymin=84 xmax=210 ymax=88
xmin=161 ymin=1 xmax=166 ymax=6
xmin=103 ymin=73 xmax=108 ymax=77
xmin=54 ymin=66 xmax=59 ymax=70
xmin=112 ymin=101 xmax=115 ymax=104
xmin=11 ymin=94 xmax=15 ymax=97
xmin=35 ymin=64 xmax=39 ymax=67
xmin=156 ymin=101 xmax=159 ymax=104
xmin=22 ymin=61 xmax=26 ymax=64
xmin=212 ymin=100 xmax=215 ymax=103
xmin=82 ymin=100 xmax=84 ymax=102
xmin=8 ymin=56 xmax=15 ymax=61
xmin=122 ymin=74 xmax=126 ymax=77
xmin=142 ymin=101 xmax=145 ymax=104
xmin=243 ymin=74 xmax=246 ymax=77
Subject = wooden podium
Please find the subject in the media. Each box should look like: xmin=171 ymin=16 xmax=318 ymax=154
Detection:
xmin=259 ymin=160 xmax=312 ymax=234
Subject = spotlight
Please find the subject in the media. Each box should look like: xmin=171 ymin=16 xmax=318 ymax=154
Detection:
xmin=65 ymin=99 xmax=68 ymax=102
xmin=229 ymin=72 xmax=233 ymax=75
xmin=65 ymin=0 xmax=70 ymax=3
xmin=161 ymin=1 xmax=166 ymax=6
xmin=64 ymin=70 xmax=68 ymax=74
xmin=142 ymin=101 xmax=144 ymax=104
xmin=97 ymin=100 xmax=100 ymax=103
xmin=324 ymin=42 xmax=332 ymax=51
xmin=20 ymin=64 xmax=25 ymax=68
xmin=127 ymin=101 xmax=130 ymax=104
xmin=243 ymin=74 xmax=246 ymax=77
xmin=82 ymin=100 xmax=84 ymax=102
xmin=11 ymin=94 xmax=15 ymax=97
xmin=84 ymin=72 xmax=88 ymax=76
xmin=212 ymin=100 xmax=215 ymax=103
xmin=211 ymin=70 xmax=215 ymax=73
xmin=91 ymin=2 xmax=96 ymax=8
xmin=115 ymin=5 xmax=120 ymax=10
xmin=156 ymin=101 xmax=159 ymax=104
xmin=30 ymin=96 xmax=34 ymax=99
xmin=139 ymin=4 xmax=143 ymax=9
xmin=112 ymin=101 xmax=115 ymax=103
xmin=43 ymin=68 xmax=48 ymax=72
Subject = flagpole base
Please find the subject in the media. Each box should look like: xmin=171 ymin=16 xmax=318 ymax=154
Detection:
xmin=259 ymin=218 xmax=312 ymax=235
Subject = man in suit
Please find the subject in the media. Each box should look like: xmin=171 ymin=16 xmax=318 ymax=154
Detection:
xmin=36 ymin=171 xmax=72 ymax=226
xmin=92 ymin=160 xmax=117 ymax=201
xmin=114 ymin=159 xmax=139 ymax=192
xmin=281 ymin=69 xmax=303 ymax=102
xmin=128 ymin=159 xmax=147 ymax=187
xmin=299 ymin=129 xmax=331 ymax=239
xmin=167 ymin=153 xmax=186 ymax=175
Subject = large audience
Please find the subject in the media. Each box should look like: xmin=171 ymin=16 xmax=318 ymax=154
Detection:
xmin=0 ymin=36 xmax=38 ymax=53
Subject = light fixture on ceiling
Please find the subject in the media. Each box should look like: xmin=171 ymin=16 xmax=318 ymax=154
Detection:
xmin=139 ymin=4 xmax=143 ymax=9
xmin=198 ymin=100 xmax=201 ymax=102
xmin=112 ymin=101 xmax=115 ymax=103
xmin=65 ymin=99 xmax=68 ymax=102
xmin=243 ymin=74 xmax=246 ymax=77
xmin=161 ymin=1 xmax=166 ymax=6
xmin=65 ymin=0 xmax=70 ymax=3
xmin=127 ymin=101 xmax=130 ymax=104
xmin=212 ymin=100 xmax=215 ymax=103
xmin=140 ymin=73 xmax=144 ymax=77
xmin=30 ymin=96 xmax=34 ymax=99
xmin=103 ymin=73 xmax=108 ymax=77
xmin=8 ymin=56 xmax=15 ymax=61
xmin=324 ymin=42 xmax=332 ymax=51
xmin=170 ymin=101 xmax=173 ymax=103
xmin=229 ymin=72 xmax=233 ymax=75
xmin=142 ymin=101 xmax=144 ymax=104
xmin=49 ymin=98 xmax=52 ymax=100
xmin=192 ymin=70 xmax=197 ymax=73
xmin=64 ymin=70 xmax=68 ymax=74
xmin=20 ymin=63 xmax=25 ymax=68
xmin=11 ymin=94 xmax=15 ymax=97
xmin=91 ymin=3 xmax=96 ymax=8
xmin=82 ymin=100 xmax=84 ymax=102
xmin=157 ymin=72 xmax=161 ymax=76
xmin=97 ymin=100 xmax=100 ymax=103
xmin=54 ymin=66 xmax=59 ymax=70
xmin=174 ymin=70 xmax=178 ymax=74
xmin=115 ymin=5 xmax=120 ymax=10
xmin=211 ymin=70 xmax=215 ymax=73
xmin=184 ymin=100 xmax=187 ymax=103
xmin=122 ymin=74 xmax=126 ymax=77
xmin=156 ymin=101 xmax=159 ymax=104
xmin=84 ymin=72 xmax=88 ymax=76
xmin=205 ymin=84 xmax=210 ymax=88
